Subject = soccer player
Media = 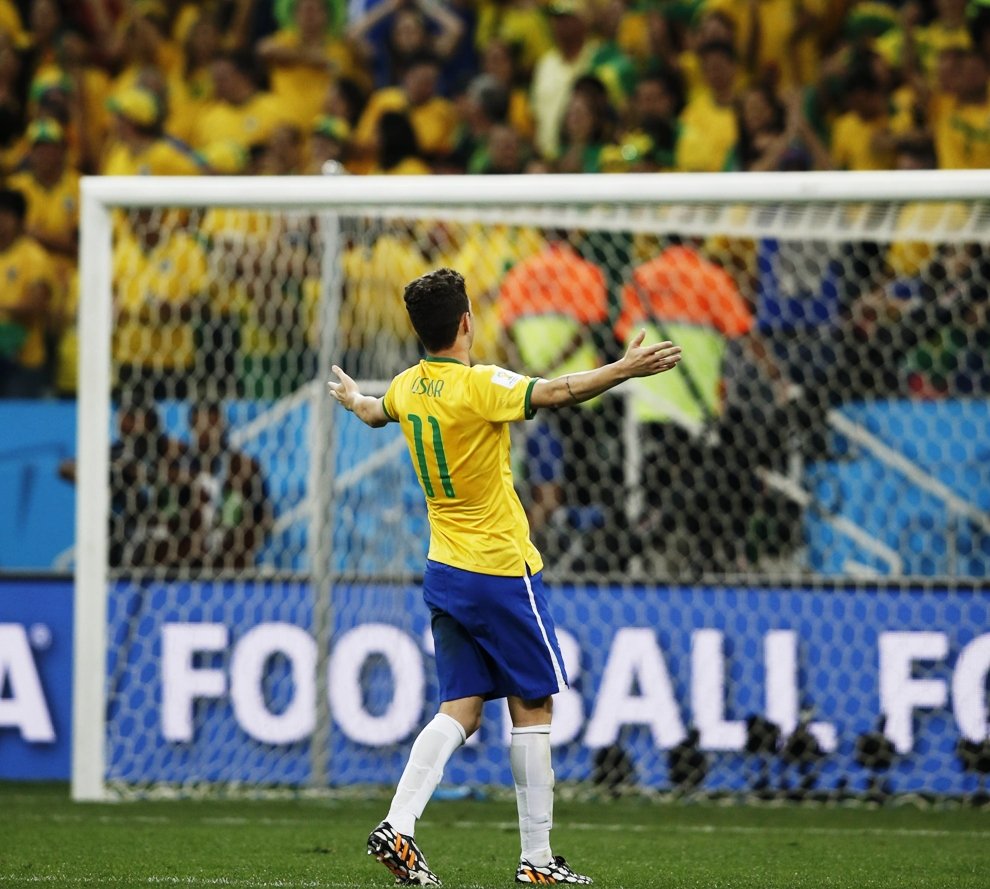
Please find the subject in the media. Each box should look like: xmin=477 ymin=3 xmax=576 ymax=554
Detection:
xmin=327 ymin=268 xmax=681 ymax=886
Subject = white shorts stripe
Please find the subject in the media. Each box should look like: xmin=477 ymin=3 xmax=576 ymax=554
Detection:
xmin=523 ymin=572 xmax=566 ymax=693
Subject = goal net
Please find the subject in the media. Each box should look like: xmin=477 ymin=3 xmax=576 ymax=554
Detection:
xmin=73 ymin=172 xmax=990 ymax=802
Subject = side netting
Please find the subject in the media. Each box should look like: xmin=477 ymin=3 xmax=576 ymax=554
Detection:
xmin=74 ymin=173 xmax=990 ymax=801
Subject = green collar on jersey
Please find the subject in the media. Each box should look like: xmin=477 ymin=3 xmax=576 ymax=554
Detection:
xmin=425 ymin=356 xmax=467 ymax=366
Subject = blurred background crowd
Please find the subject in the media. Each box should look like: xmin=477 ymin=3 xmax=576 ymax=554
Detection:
xmin=0 ymin=0 xmax=989 ymax=402
xmin=0 ymin=1 xmax=986 ymax=577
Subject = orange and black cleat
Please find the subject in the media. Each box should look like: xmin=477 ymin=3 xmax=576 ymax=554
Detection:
xmin=367 ymin=821 xmax=441 ymax=886
xmin=515 ymin=855 xmax=593 ymax=884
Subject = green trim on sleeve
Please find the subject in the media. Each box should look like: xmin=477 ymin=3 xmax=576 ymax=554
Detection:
xmin=524 ymin=378 xmax=538 ymax=420
xmin=381 ymin=396 xmax=397 ymax=422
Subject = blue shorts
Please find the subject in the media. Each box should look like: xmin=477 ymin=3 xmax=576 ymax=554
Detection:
xmin=423 ymin=560 xmax=569 ymax=702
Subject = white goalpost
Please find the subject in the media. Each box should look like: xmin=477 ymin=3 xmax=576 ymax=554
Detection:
xmin=73 ymin=171 xmax=990 ymax=802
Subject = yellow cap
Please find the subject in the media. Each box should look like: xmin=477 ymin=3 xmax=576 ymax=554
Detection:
xmin=107 ymin=88 xmax=161 ymax=128
xmin=312 ymin=115 xmax=351 ymax=143
xmin=27 ymin=118 xmax=66 ymax=144
xmin=29 ymin=68 xmax=71 ymax=102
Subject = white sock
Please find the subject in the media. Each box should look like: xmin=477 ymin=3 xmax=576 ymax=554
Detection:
xmin=510 ymin=724 xmax=554 ymax=865
xmin=386 ymin=712 xmax=466 ymax=837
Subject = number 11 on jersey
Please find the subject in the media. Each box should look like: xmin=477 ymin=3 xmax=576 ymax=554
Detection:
xmin=407 ymin=413 xmax=455 ymax=498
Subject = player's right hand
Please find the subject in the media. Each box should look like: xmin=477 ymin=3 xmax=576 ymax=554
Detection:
xmin=327 ymin=365 xmax=359 ymax=411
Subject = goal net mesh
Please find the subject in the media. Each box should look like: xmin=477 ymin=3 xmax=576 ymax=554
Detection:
xmin=90 ymin=189 xmax=990 ymax=801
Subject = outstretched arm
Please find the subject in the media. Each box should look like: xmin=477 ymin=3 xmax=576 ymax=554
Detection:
xmin=327 ymin=365 xmax=393 ymax=428
xmin=530 ymin=331 xmax=681 ymax=409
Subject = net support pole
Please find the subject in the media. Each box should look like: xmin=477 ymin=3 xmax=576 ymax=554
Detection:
xmin=622 ymin=392 xmax=643 ymax=527
xmin=309 ymin=162 xmax=347 ymax=786
xmin=72 ymin=182 xmax=113 ymax=801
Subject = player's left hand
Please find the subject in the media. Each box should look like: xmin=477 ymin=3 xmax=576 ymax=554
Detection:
xmin=621 ymin=330 xmax=683 ymax=379
xmin=327 ymin=365 xmax=360 ymax=411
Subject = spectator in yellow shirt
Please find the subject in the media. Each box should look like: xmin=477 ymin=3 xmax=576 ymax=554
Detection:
xmin=675 ymin=40 xmax=740 ymax=172
xmin=4 ymin=69 xmax=77 ymax=175
xmin=372 ymin=109 xmax=433 ymax=174
xmin=354 ymin=51 xmax=457 ymax=169
xmin=934 ymin=49 xmax=990 ymax=169
xmin=885 ymin=137 xmax=969 ymax=280
xmin=555 ymin=74 xmax=613 ymax=173
xmin=101 ymin=87 xmax=201 ymax=176
xmin=340 ymin=227 xmax=430 ymax=379
xmin=678 ymin=9 xmax=744 ymax=102
xmin=481 ymin=38 xmax=535 ymax=141
xmin=829 ymin=61 xmax=898 ymax=171
xmin=531 ymin=0 xmax=600 ymax=160
xmin=878 ymin=0 xmax=971 ymax=83
xmin=707 ymin=0 xmax=826 ymax=91
xmin=190 ymin=50 xmax=290 ymax=151
xmin=475 ymin=0 xmax=552 ymax=76
xmin=112 ymin=209 xmax=209 ymax=400
xmin=106 ymin=2 xmax=183 ymax=96
xmin=0 ymin=189 xmax=55 ymax=398
xmin=257 ymin=0 xmax=364 ymax=130
xmin=0 ymin=0 xmax=26 ymax=48
xmin=446 ymin=221 xmax=545 ymax=365
xmin=51 ymin=30 xmax=113 ymax=174
xmin=9 ymin=120 xmax=78 ymax=275
xmin=604 ymin=67 xmax=684 ymax=172
xmin=166 ymin=8 xmax=221 ymax=145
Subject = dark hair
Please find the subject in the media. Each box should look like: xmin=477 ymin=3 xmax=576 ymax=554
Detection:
xmin=333 ymin=76 xmax=368 ymax=126
xmin=843 ymin=59 xmax=882 ymax=95
xmin=735 ymin=85 xmax=786 ymax=170
xmin=378 ymin=109 xmax=421 ymax=170
xmin=403 ymin=268 xmax=469 ymax=352
xmin=697 ymin=40 xmax=736 ymax=62
xmin=640 ymin=66 xmax=686 ymax=117
xmin=217 ymin=48 xmax=265 ymax=89
xmin=0 ymin=188 xmax=27 ymax=220
xmin=563 ymin=74 xmax=614 ymax=145
xmin=468 ymin=74 xmax=509 ymax=124
xmin=895 ymin=135 xmax=936 ymax=169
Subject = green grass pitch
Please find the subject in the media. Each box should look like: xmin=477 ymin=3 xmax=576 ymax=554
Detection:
xmin=1 ymin=783 xmax=987 ymax=888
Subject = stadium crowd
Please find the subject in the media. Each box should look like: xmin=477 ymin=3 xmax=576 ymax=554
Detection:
xmin=0 ymin=0 xmax=988 ymax=399
xmin=0 ymin=0 xmax=988 ymax=573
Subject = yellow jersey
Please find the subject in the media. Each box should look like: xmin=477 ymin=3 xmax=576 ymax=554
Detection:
xmin=113 ymin=230 xmax=208 ymax=370
xmin=383 ymin=357 xmax=541 ymax=577
xmin=8 ymin=168 xmax=80 ymax=283
xmin=830 ymin=111 xmax=895 ymax=171
xmin=934 ymin=99 xmax=990 ymax=170
xmin=355 ymin=88 xmax=458 ymax=158
xmin=265 ymin=30 xmax=362 ymax=129
xmin=0 ymin=236 xmax=55 ymax=368
xmin=675 ymin=93 xmax=738 ymax=172
xmin=341 ymin=235 xmax=428 ymax=355
xmin=190 ymin=93 xmax=288 ymax=150
xmin=101 ymin=138 xmax=201 ymax=176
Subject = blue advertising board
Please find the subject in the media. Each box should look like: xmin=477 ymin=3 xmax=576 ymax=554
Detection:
xmin=3 ymin=576 xmax=987 ymax=793
xmin=0 ymin=577 xmax=73 ymax=779
xmin=103 ymin=580 xmax=990 ymax=795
